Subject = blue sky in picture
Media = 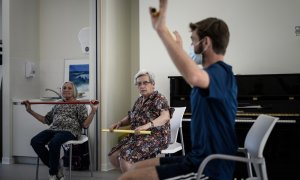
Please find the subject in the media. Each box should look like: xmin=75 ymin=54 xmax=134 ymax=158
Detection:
xmin=69 ymin=64 xmax=89 ymax=92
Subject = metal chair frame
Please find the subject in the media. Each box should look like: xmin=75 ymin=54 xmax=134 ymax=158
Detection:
xmin=35 ymin=131 xmax=93 ymax=180
xmin=197 ymin=114 xmax=278 ymax=180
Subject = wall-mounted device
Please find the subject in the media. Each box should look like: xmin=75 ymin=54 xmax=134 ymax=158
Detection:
xmin=25 ymin=61 xmax=36 ymax=78
xmin=296 ymin=26 xmax=300 ymax=36
xmin=78 ymin=27 xmax=90 ymax=55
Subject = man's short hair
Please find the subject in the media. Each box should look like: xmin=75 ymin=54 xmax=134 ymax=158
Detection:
xmin=190 ymin=17 xmax=230 ymax=55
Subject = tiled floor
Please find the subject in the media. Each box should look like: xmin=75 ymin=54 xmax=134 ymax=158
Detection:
xmin=0 ymin=163 xmax=121 ymax=180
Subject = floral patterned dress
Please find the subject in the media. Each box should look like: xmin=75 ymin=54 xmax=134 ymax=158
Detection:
xmin=109 ymin=91 xmax=173 ymax=163
xmin=44 ymin=103 xmax=88 ymax=137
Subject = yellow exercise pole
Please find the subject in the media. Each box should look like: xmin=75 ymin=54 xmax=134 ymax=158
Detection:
xmin=101 ymin=129 xmax=151 ymax=135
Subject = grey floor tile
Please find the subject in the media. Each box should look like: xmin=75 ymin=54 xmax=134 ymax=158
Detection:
xmin=0 ymin=163 xmax=121 ymax=180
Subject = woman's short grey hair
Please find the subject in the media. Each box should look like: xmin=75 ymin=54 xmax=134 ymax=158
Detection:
xmin=134 ymin=69 xmax=155 ymax=85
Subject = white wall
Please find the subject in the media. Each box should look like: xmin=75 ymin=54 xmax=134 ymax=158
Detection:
xmin=9 ymin=0 xmax=40 ymax=99
xmin=3 ymin=0 xmax=89 ymax=100
xmin=99 ymin=0 xmax=133 ymax=171
xmin=140 ymin=0 xmax=300 ymax=102
xmin=39 ymin=0 xmax=89 ymax=97
xmin=130 ymin=1 xmax=140 ymax=104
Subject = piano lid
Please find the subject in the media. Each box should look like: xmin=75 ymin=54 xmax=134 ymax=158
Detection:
xmin=235 ymin=73 xmax=300 ymax=98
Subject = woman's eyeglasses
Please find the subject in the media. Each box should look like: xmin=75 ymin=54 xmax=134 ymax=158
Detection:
xmin=136 ymin=81 xmax=152 ymax=87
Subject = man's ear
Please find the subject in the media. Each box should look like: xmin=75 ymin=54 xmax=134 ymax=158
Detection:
xmin=204 ymin=36 xmax=209 ymax=45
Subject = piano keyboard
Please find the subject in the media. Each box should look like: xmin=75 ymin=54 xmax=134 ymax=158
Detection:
xmin=236 ymin=112 xmax=300 ymax=117
xmin=236 ymin=119 xmax=296 ymax=123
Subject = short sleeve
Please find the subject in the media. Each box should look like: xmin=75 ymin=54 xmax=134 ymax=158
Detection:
xmin=206 ymin=63 xmax=230 ymax=100
xmin=44 ymin=106 xmax=55 ymax=125
xmin=77 ymin=104 xmax=88 ymax=127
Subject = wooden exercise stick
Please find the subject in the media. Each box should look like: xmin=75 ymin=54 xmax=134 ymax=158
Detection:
xmin=150 ymin=7 xmax=160 ymax=17
xmin=20 ymin=100 xmax=99 ymax=105
xmin=101 ymin=129 xmax=151 ymax=135
xmin=149 ymin=7 xmax=176 ymax=41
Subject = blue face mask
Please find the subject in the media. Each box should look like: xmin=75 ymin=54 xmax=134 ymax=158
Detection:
xmin=188 ymin=45 xmax=203 ymax=64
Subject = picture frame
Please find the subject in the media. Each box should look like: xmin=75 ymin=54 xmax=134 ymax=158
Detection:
xmin=64 ymin=59 xmax=89 ymax=98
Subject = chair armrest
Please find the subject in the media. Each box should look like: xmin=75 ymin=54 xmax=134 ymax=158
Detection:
xmin=63 ymin=135 xmax=88 ymax=145
xmin=237 ymin=147 xmax=247 ymax=153
xmin=197 ymin=154 xmax=252 ymax=180
xmin=236 ymin=147 xmax=253 ymax=177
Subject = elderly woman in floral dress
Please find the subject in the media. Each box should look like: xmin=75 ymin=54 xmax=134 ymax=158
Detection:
xmin=108 ymin=69 xmax=173 ymax=173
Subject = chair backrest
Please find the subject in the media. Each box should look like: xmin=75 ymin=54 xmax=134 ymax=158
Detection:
xmin=244 ymin=114 xmax=278 ymax=158
xmin=169 ymin=107 xmax=186 ymax=144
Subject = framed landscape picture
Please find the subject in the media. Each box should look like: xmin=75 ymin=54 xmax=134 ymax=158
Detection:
xmin=64 ymin=59 xmax=89 ymax=97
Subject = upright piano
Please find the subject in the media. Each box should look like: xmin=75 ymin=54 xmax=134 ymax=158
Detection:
xmin=169 ymin=74 xmax=300 ymax=179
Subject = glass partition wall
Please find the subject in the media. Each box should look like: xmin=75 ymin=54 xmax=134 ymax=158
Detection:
xmin=1 ymin=0 xmax=98 ymax=168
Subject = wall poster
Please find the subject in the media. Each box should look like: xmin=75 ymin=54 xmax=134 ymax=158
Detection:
xmin=64 ymin=59 xmax=89 ymax=98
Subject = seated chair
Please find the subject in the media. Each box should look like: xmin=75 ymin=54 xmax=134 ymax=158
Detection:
xmin=197 ymin=114 xmax=278 ymax=180
xmin=161 ymin=107 xmax=186 ymax=156
xmin=35 ymin=129 xmax=93 ymax=180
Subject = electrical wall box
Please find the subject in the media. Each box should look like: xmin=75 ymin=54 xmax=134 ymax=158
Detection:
xmin=25 ymin=61 xmax=36 ymax=78
xmin=78 ymin=27 xmax=90 ymax=55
